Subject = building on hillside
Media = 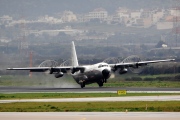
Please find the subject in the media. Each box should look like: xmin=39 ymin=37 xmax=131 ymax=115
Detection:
xmin=134 ymin=18 xmax=153 ymax=28
xmin=87 ymin=8 xmax=108 ymax=21
xmin=0 ymin=37 xmax=11 ymax=43
xmin=77 ymin=14 xmax=89 ymax=22
xmin=130 ymin=10 xmax=141 ymax=19
xmin=0 ymin=15 xmax=13 ymax=24
xmin=38 ymin=15 xmax=62 ymax=24
xmin=116 ymin=7 xmax=130 ymax=18
xmin=141 ymin=9 xmax=152 ymax=18
xmin=61 ymin=11 xmax=77 ymax=22
xmin=152 ymin=10 xmax=164 ymax=23
xmin=170 ymin=8 xmax=180 ymax=16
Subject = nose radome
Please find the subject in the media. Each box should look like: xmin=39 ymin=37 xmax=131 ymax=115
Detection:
xmin=102 ymin=69 xmax=111 ymax=79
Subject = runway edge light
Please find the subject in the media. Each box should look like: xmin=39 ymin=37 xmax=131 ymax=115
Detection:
xmin=117 ymin=90 xmax=127 ymax=95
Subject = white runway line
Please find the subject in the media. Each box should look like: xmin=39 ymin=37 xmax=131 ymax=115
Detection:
xmin=0 ymin=95 xmax=180 ymax=103
xmin=0 ymin=112 xmax=180 ymax=120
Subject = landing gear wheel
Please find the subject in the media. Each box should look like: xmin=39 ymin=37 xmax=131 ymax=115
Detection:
xmin=98 ymin=81 xmax=103 ymax=87
xmin=80 ymin=82 xmax=85 ymax=88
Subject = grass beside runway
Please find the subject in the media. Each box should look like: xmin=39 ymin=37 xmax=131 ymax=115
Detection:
xmin=0 ymin=93 xmax=180 ymax=100
xmin=1 ymin=93 xmax=179 ymax=112
xmin=0 ymin=101 xmax=179 ymax=112
xmin=90 ymin=81 xmax=180 ymax=88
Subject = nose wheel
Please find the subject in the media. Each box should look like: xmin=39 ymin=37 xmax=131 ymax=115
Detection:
xmin=80 ymin=82 xmax=85 ymax=88
xmin=104 ymin=79 xmax=107 ymax=83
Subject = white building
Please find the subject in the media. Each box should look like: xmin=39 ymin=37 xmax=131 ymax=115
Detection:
xmin=88 ymin=8 xmax=108 ymax=21
xmin=61 ymin=11 xmax=77 ymax=22
xmin=116 ymin=8 xmax=130 ymax=19
xmin=170 ymin=8 xmax=180 ymax=16
xmin=37 ymin=15 xmax=62 ymax=24
xmin=130 ymin=11 xmax=141 ymax=19
xmin=0 ymin=37 xmax=11 ymax=43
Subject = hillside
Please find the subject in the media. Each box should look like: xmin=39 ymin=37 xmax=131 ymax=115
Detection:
xmin=0 ymin=0 xmax=174 ymax=17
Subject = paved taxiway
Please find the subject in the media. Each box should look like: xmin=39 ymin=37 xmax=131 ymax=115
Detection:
xmin=0 ymin=112 xmax=180 ymax=120
xmin=0 ymin=86 xmax=180 ymax=93
xmin=0 ymin=95 xmax=180 ymax=103
xmin=0 ymin=87 xmax=179 ymax=120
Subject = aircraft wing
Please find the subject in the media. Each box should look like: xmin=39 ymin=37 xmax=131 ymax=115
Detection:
xmin=7 ymin=66 xmax=85 ymax=74
xmin=110 ymin=59 xmax=175 ymax=69
xmin=7 ymin=66 xmax=72 ymax=73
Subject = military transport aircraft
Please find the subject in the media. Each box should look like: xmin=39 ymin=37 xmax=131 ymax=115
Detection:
xmin=7 ymin=41 xmax=175 ymax=88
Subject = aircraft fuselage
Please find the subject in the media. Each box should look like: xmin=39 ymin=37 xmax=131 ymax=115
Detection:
xmin=72 ymin=62 xmax=111 ymax=88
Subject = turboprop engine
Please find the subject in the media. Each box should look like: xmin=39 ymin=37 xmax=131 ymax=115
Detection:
xmin=119 ymin=68 xmax=128 ymax=74
xmin=55 ymin=72 xmax=64 ymax=78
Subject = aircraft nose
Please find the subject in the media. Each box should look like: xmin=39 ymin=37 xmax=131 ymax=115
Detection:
xmin=102 ymin=69 xmax=111 ymax=79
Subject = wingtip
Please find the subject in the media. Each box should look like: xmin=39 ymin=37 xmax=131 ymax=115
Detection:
xmin=171 ymin=59 xmax=175 ymax=61
xmin=6 ymin=68 xmax=11 ymax=70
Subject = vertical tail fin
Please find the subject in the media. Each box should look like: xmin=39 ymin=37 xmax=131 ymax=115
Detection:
xmin=71 ymin=41 xmax=79 ymax=66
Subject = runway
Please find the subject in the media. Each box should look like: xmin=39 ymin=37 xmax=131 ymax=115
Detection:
xmin=0 ymin=87 xmax=179 ymax=120
xmin=0 ymin=112 xmax=180 ymax=120
xmin=0 ymin=86 xmax=180 ymax=93
xmin=0 ymin=95 xmax=180 ymax=103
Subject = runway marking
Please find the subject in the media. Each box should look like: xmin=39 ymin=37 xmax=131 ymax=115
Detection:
xmin=0 ymin=87 xmax=180 ymax=93
xmin=0 ymin=95 xmax=179 ymax=103
xmin=1 ymin=91 xmax=180 ymax=94
xmin=0 ymin=112 xmax=179 ymax=120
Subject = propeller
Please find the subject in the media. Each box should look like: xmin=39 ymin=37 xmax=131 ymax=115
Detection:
xmin=103 ymin=57 xmax=120 ymax=78
xmin=103 ymin=57 xmax=120 ymax=64
xmin=38 ymin=60 xmax=59 ymax=75
xmin=122 ymin=55 xmax=145 ymax=74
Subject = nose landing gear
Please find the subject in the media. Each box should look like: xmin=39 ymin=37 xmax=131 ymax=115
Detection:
xmin=80 ymin=82 xmax=85 ymax=88
xmin=79 ymin=80 xmax=85 ymax=88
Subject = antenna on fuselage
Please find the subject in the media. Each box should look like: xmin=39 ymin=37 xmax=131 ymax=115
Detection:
xmin=71 ymin=41 xmax=79 ymax=66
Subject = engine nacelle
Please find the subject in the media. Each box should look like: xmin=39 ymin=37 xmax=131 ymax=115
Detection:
xmin=45 ymin=68 xmax=53 ymax=74
xmin=55 ymin=72 xmax=64 ymax=78
xmin=132 ymin=63 xmax=139 ymax=69
xmin=119 ymin=68 xmax=128 ymax=74
xmin=71 ymin=68 xmax=78 ymax=74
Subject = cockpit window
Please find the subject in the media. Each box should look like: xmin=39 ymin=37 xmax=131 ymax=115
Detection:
xmin=98 ymin=64 xmax=102 ymax=68
xmin=98 ymin=64 xmax=108 ymax=68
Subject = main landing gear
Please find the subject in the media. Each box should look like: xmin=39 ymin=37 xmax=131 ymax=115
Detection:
xmin=98 ymin=81 xmax=103 ymax=87
xmin=80 ymin=79 xmax=107 ymax=88
xmin=97 ymin=79 xmax=106 ymax=87
xmin=80 ymin=82 xmax=85 ymax=88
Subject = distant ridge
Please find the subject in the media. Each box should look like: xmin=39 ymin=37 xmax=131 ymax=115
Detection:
xmin=0 ymin=0 xmax=173 ymax=17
